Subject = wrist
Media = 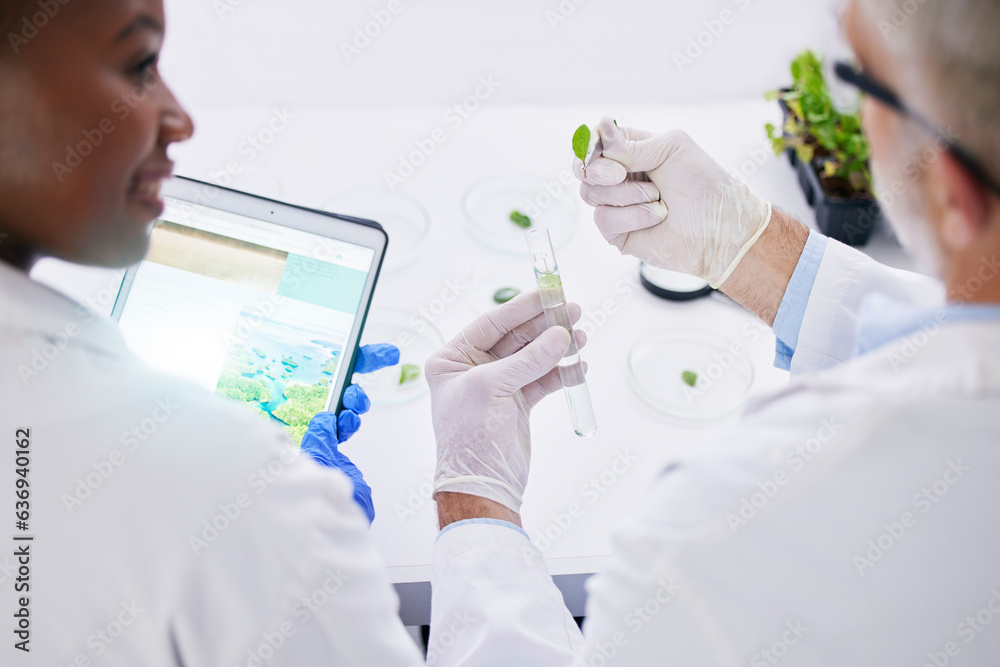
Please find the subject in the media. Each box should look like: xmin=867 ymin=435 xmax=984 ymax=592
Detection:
xmin=718 ymin=207 xmax=809 ymax=326
xmin=436 ymin=492 xmax=523 ymax=530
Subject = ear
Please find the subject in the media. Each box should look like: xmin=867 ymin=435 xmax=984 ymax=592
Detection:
xmin=933 ymin=149 xmax=989 ymax=250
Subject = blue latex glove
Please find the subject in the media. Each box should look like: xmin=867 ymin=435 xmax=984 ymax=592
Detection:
xmin=299 ymin=343 xmax=401 ymax=524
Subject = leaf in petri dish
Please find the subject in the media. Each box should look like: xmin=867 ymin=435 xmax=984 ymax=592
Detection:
xmin=509 ymin=210 xmax=532 ymax=228
xmin=399 ymin=364 xmax=420 ymax=385
xmin=493 ymin=287 xmax=521 ymax=304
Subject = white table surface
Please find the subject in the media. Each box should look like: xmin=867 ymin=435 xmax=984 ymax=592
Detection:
xmin=31 ymin=101 xmax=918 ymax=623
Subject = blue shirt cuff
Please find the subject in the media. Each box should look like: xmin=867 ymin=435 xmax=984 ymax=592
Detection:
xmin=436 ymin=518 xmax=530 ymax=543
xmin=772 ymin=231 xmax=830 ymax=370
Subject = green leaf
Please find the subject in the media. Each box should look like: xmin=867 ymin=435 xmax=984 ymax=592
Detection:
xmin=572 ymin=124 xmax=591 ymax=163
xmin=509 ymin=210 xmax=532 ymax=228
xmin=399 ymin=364 xmax=420 ymax=385
xmin=797 ymin=144 xmax=815 ymax=164
xmin=773 ymin=49 xmax=873 ymax=195
xmin=493 ymin=287 xmax=521 ymax=304
xmin=849 ymin=170 xmax=870 ymax=192
xmin=681 ymin=370 xmax=698 ymax=387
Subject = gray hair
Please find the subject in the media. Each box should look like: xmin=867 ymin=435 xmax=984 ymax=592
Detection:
xmin=860 ymin=0 xmax=1000 ymax=182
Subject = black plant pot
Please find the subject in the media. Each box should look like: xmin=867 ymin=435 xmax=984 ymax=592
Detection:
xmin=796 ymin=157 xmax=880 ymax=246
xmin=775 ymin=95 xmax=880 ymax=246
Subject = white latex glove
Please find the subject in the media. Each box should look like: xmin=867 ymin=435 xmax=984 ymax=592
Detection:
xmin=575 ymin=118 xmax=773 ymax=289
xmin=426 ymin=291 xmax=586 ymax=514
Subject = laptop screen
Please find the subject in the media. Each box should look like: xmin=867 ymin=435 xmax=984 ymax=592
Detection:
xmin=116 ymin=197 xmax=376 ymax=442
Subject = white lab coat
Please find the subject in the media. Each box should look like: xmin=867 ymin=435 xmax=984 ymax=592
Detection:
xmin=0 ymin=260 xmax=424 ymax=665
xmin=428 ymin=239 xmax=1000 ymax=665
xmin=4 ymin=236 xmax=997 ymax=666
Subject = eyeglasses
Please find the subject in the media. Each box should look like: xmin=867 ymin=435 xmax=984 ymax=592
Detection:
xmin=834 ymin=60 xmax=1000 ymax=200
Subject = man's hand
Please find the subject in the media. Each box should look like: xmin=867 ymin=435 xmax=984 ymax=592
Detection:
xmin=576 ymin=118 xmax=773 ymax=289
xmin=577 ymin=118 xmax=810 ymax=324
xmin=427 ymin=291 xmax=586 ymax=524
xmin=299 ymin=343 xmax=400 ymax=524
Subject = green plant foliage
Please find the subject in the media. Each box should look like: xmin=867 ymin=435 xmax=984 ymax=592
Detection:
xmin=765 ymin=50 xmax=872 ymax=195
xmin=572 ymin=124 xmax=591 ymax=163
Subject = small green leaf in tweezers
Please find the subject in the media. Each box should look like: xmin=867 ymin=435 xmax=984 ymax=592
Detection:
xmin=572 ymin=124 xmax=591 ymax=163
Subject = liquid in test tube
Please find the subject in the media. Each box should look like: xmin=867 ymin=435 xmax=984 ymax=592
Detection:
xmin=525 ymin=228 xmax=597 ymax=438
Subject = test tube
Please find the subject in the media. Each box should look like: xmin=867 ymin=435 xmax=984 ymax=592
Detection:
xmin=525 ymin=228 xmax=597 ymax=438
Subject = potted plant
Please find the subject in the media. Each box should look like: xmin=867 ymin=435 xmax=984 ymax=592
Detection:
xmin=765 ymin=50 xmax=881 ymax=246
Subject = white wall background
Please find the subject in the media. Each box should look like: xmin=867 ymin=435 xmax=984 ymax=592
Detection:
xmin=160 ymin=0 xmax=841 ymax=110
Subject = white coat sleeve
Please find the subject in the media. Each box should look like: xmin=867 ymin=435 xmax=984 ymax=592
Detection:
xmin=168 ymin=448 xmax=426 ymax=667
xmin=428 ymin=522 xmax=583 ymax=666
xmin=789 ymin=238 xmax=943 ymax=374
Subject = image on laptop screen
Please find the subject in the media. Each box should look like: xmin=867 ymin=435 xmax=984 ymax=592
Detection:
xmin=116 ymin=198 xmax=376 ymax=443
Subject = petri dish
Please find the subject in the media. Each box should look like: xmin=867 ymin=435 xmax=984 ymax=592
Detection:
xmin=354 ymin=308 xmax=444 ymax=406
xmin=322 ymin=189 xmax=430 ymax=273
xmin=468 ymin=257 xmax=536 ymax=313
xmin=462 ymin=174 xmax=578 ymax=255
xmin=627 ymin=330 xmax=755 ymax=423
